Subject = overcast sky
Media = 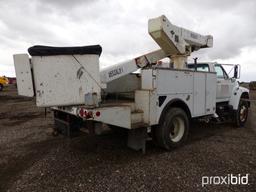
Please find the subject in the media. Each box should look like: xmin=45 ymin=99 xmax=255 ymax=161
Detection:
xmin=0 ymin=0 xmax=256 ymax=81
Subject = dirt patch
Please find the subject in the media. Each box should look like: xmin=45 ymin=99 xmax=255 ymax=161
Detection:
xmin=0 ymin=95 xmax=33 ymax=103
xmin=0 ymin=111 xmax=43 ymax=120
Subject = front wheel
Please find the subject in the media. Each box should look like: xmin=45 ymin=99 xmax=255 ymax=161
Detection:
xmin=155 ymin=107 xmax=190 ymax=150
xmin=234 ymin=100 xmax=249 ymax=127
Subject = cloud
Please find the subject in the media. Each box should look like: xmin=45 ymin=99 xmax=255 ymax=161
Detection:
xmin=40 ymin=0 xmax=93 ymax=8
xmin=178 ymin=0 xmax=256 ymax=61
xmin=0 ymin=0 xmax=255 ymax=81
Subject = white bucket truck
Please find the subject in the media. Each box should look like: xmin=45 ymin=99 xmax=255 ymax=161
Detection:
xmin=13 ymin=15 xmax=249 ymax=152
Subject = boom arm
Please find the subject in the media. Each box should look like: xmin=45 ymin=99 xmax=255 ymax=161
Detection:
xmin=100 ymin=49 xmax=167 ymax=83
xmin=100 ymin=15 xmax=213 ymax=83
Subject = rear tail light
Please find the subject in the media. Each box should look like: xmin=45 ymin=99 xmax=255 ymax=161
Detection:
xmin=78 ymin=108 xmax=96 ymax=119
xmin=95 ymin=111 xmax=101 ymax=117
xmin=87 ymin=111 xmax=93 ymax=119
xmin=78 ymin=108 xmax=88 ymax=118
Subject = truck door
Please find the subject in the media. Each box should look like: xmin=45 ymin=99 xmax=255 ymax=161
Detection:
xmin=214 ymin=64 xmax=234 ymax=102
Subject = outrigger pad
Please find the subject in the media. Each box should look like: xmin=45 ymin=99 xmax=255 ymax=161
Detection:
xmin=28 ymin=45 xmax=102 ymax=56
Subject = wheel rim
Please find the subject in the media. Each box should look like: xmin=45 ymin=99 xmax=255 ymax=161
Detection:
xmin=169 ymin=116 xmax=185 ymax=142
xmin=240 ymin=105 xmax=248 ymax=122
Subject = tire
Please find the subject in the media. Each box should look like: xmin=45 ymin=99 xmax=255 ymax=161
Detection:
xmin=155 ymin=107 xmax=189 ymax=150
xmin=0 ymin=84 xmax=3 ymax=91
xmin=150 ymin=125 xmax=158 ymax=146
xmin=234 ymin=100 xmax=249 ymax=127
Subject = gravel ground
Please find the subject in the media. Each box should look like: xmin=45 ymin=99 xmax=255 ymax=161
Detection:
xmin=0 ymin=85 xmax=255 ymax=192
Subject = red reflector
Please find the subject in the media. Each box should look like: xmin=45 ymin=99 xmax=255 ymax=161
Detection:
xmin=95 ymin=111 xmax=101 ymax=117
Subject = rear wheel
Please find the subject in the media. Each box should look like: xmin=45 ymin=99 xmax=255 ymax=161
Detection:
xmin=234 ymin=100 xmax=249 ymax=127
xmin=155 ymin=107 xmax=189 ymax=150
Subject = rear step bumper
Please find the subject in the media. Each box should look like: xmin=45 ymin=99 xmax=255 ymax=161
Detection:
xmin=52 ymin=104 xmax=147 ymax=129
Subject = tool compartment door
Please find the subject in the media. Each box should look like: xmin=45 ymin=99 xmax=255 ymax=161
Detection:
xmin=205 ymin=73 xmax=216 ymax=114
xmin=193 ymin=72 xmax=206 ymax=116
xmin=13 ymin=54 xmax=34 ymax=97
xmin=193 ymin=72 xmax=216 ymax=116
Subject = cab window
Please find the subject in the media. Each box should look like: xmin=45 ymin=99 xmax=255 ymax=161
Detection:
xmin=214 ymin=65 xmax=228 ymax=79
xmin=187 ymin=64 xmax=209 ymax=72
xmin=197 ymin=65 xmax=209 ymax=72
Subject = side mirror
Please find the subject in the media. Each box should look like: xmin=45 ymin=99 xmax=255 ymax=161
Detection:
xmin=233 ymin=64 xmax=240 ymax=79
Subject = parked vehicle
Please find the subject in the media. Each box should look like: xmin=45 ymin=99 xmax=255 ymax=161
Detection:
xmin=13 ymin=15 xmax=249 ymax=152
xmin=0 ymin=76 xmax=8 ymax=91
xmin=7 ymin=77 xmax=17 ymax=85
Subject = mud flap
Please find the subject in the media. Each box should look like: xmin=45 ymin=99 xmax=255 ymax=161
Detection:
xmin=127 ymin=127 xmax=147 ymax=154
xmin=54 ymin=115 xmax=82 ymax=137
